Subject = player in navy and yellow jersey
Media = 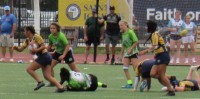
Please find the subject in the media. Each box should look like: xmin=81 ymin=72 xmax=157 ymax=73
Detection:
xmin=13 ymin=26 xmax=65 ymax=92
xmin=134 ymin=59 xmax=176 ymax=92
xmin=162 ymin=65 xmax=200 ymax=91
xmin=139 ymin=20 xmax=175 ymax=96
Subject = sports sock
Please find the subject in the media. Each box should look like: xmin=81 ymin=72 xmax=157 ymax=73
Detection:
xmin=127 ymin=80 xmax=133 ymax=85
xmin=98 ymin=82 xmax=103 ymax=87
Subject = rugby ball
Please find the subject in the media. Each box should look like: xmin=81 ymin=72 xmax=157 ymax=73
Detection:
xmin=28 ymin=43 xmax=37 ymax=54
xmin=161 ymin=86 xmax=168 ymax=91
xmin=180 ymin=29 xmax=188 ymax=36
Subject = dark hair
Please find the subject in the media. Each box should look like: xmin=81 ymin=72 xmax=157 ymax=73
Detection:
xmin=50 ymin=22 xmax=61 ymax=32
xmin=110 ymin=6 xmax=115 ymax=10
xmin=24 ymin=26 xmax=36 ymax=34
xmin=60 ymin=67 xmax=70 ymax=83
xmin=144 ymin=20 xmax=157 ymax=45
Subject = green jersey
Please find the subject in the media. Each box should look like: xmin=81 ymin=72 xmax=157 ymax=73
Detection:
xmin=48 ymin=32 xmax=68 ymax=54
xmin=122 ymin=29 xmax=138 ymax=56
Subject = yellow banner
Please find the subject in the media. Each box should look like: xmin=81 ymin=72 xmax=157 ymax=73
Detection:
xmin=58 ymin=0 xmax=119 ymax=27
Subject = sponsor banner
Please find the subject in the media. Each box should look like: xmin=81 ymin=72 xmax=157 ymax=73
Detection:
xmin=58 ymin=0 xmax=119 ymax=26
xmin=133 ymin=0 xmax=200 ymax=26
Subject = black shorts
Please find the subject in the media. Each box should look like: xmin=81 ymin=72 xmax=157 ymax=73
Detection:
xmin=124 ymin=53 xmax=138 ymax=59
xmin=85 ymin=37 xmax=100 ymax=46
xmin=86 ymin=74 xmax=98 ymax=91
xmin=52 ymin=50 xmax=74 ymax=64
xmin=35 ymin=52 xmax=52 ymax=67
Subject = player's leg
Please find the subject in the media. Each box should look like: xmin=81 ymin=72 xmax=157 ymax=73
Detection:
xmin=110 ymin=35 xmax=120 ymax=64
xmin=150 ymin=65 xmax=159 ymax=78
xmin=64 ymin=50 xmax=80 ymax=72
xmin=104 ymin=34 xmax=110 ymax=63
xmin=84 ymin=45 xmax=90 ymax=64
xmin=7 ymin=35 xmax=14 ymax=62
xmin=121 ymin=57 xmax=132 ymax=88
xmin=175 ymin=39 xmax=182 ymax=63
xmin=169 ymin=39 xmax=176 ymax=63
xmin=182 ymin=36 xmax=188 ymax=63
xmin=26 ymin=61 xmax=44 ymax=90
xmin=0 ymin=35 xmax=6 ymax=62
xmin=192 ymin=69 xmax=200 ymax=85
xmin=190 ymin=38 xmax=196 ymax=63
xmin=42 ymin=66 xmax=65 ymax=92
xmin=157 ymin=64 xmax=175 ymax=96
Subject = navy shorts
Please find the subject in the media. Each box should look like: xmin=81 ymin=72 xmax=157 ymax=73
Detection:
xmin=170 ymin=34 xmax=182 ymax=40
xmin=52 ymin=50 xmax=74 ymax=64
xmin=154 ymin=52 xmax=170 ymax=65
xmin=141 ymin=59 xmax=156 ymax=78
xmin=35 ymin=52 xmax=52 ymax=67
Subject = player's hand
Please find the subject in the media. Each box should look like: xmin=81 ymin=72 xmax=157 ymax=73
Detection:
xmin=127 ymin=49 xmax=132 ymax=55
xmin=13 ymin=46 xmax=18 ymax=51
xmin=171 ymin=28 xmax=178 ymax=32
xmin=59 ymin=55 xmax=65 ymax=60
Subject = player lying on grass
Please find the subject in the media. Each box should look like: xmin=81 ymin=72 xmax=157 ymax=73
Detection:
xmin=132 ymin=59 xmax=175 ymax=92
xmin=162 ymin=65 xmax=200 ymax=92
xmin=13 ymin=26 xmax=65 ymax=92
xmin=60 ymin=67 xmax=107 ymax=91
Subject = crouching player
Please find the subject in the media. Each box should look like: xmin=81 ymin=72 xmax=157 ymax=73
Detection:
xmin=133 ymin=59 xmax=176 ymax=92
xmin=60 ymin=67 xmax=107 ymax=91
xmin=162 ymin=65 xmax=200 ymax=92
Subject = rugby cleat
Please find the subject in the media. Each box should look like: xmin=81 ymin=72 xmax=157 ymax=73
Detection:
xmin=55 ymin=87 xmax=65 ymax=93
xmin=140 ymin=80 xmax=147 ymax=92
xmin=165 ymin=91 xmax=175 ymax=96
xmin=111 ymin=58 xmax=115 ymax=65
xmin=102 ymin=84 xmax=107 ymax=88
xmin=121 ymin=84 xmax=133 ymax=88
xmin=34 ymin=82 xmax=45 ymax=91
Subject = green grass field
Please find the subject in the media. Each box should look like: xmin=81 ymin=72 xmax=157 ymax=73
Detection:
xmin=0 ymin=63 xmax=200 ymax=99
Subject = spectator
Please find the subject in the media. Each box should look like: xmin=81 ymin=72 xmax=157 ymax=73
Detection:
xmin=103 ymin=6 xmax=121 ymax=64
xmin=0 ymin=5 xmax=17 ymax=62
xmin=182 ymin=15 xmax=197 ymax=63
xmin=167 ymin=10 xmax=185 ymax=64
xmin=83 ymin=8 xmax=104 ymax=64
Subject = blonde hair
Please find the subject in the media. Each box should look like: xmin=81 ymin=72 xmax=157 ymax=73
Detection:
xmin=119 ymin=20 xmax=129 ymax=28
